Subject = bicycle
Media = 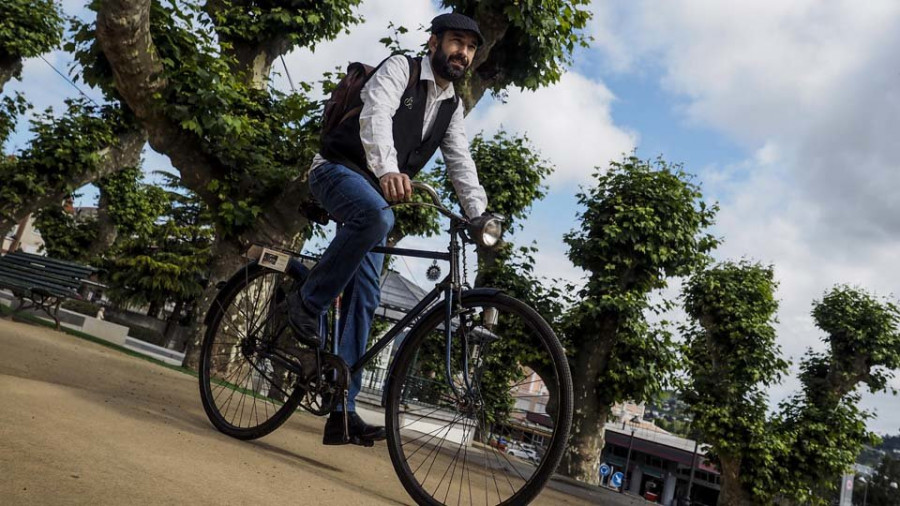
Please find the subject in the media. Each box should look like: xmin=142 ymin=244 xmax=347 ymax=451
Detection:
xmin=197 ymin=181 xmax=574 ymax=505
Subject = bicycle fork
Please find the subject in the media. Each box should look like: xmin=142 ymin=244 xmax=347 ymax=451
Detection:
xmin=443 ymin=287 xmax=479 ymax=402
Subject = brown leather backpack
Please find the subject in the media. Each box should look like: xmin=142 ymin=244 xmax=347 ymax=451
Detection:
xmin=320 ymin=55 xmax=420 ymax=139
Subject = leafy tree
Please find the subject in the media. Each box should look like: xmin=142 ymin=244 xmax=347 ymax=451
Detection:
xmin=0 ymin=0 xmax=64 ymax=90
xmin=33 ymin=166 xmax=166 ymax=263
xmin=0 ymin=92 xmax=28 ymax=147
xmin=680 ymin=261 xmax=789 ymax=506
xmin=89 ymin=166 xmax=168 ymax=258
xmin=80 ymin=0 xmax=359 ymax=366
xmin=33 ymin=201 xmax=98 ymax=262
xmin=106 ymin=173 xmax=213 ymax=342
xmin=0 ymin=99 xmax=145 ymax=237
xmin=771 ymin=286 xmax=900 ymax=504
xmin=86 ymin=0 xmax=592 ymax=368
xmin=560 ymin=154 xmax=719 ymax=484
xmin=436 ymin=130 xmax=554 ymax=284
xmin=479 ymin=242 xmax=572 ymax=415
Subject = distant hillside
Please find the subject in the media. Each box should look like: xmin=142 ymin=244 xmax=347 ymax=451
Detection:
xmin=858 ymin=432 xmax=900 ymax=467
xmin=646 ymin=391 xmax=693 ymax=438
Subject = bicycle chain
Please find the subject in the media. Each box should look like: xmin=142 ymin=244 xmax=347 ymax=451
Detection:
xmin=462 ymin=240 xmax=469 ymax=289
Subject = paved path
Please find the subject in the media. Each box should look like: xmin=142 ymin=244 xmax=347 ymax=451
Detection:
xmin=0 ymin=318 xmax=617 ymax=505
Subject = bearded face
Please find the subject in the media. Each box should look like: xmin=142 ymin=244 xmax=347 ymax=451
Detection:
xmin=429 ymin=31 xmax=477 ymax=83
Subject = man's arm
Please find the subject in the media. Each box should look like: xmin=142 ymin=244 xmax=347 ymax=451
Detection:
xmin=441 ymin=101 xmax=488 ymax=218
xmin=359 ymin=55 xmax=412 ymax=201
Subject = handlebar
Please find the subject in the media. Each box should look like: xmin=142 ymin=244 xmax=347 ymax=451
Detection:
xmin=397 ymin=180 xmax=467 ymax=224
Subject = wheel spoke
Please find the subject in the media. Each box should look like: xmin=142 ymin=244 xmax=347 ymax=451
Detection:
xmin=386 ymin=295 xmax=573 ymax=505
xmin=199 ymin=266 xmax=305 ymax=439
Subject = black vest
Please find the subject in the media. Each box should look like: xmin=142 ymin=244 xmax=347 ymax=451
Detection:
xmin=320 ymin=56 xmax=459 ymax=190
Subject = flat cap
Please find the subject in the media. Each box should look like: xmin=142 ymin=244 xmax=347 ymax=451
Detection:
xmin=430 ymin=12 xmax=484 ymax=47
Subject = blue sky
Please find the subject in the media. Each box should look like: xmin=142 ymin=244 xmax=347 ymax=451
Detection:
xmin=5 ymin=0 xmax=900 ymax=434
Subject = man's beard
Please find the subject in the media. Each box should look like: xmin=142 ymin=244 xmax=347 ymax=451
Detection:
xmin=431 ymin=46 xmax=468 ymax=82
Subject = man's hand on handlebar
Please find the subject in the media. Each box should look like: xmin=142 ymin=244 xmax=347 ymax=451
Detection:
xmin=380 ymin=172 xmax=413 ymax=203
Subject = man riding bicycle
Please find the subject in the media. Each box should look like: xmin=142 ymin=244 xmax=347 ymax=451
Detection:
xmin=288 ymin=12 xmax=492 ymax=447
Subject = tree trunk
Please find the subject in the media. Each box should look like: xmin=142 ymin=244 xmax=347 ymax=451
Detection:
xmin=181 ymin=237 xmax=247 ymax=370
xmin=147 ymin=300 xmax=161 ymax=318
xmin=0 ymin=53 xmax=22 ymax=92
xmin=227 ymin=38 xmax=290 ymax=89
xmin=163 ymin=299 xmax=184 ymax=345
xmin=87 ymin=187 xmax=118 ymax=259
xmin=7 ymin=214 xmax=30 ymax=252
xmin=717 ymin=455 xmax=753 ymax=506
xmin=558 ymin=338 xmax=612 ymax=485
xmin=457 ymin=7 xmax=510 ymax=114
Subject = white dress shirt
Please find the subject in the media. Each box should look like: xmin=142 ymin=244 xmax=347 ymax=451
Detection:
xmin=312 ymin=54 xmax=488 ymax=218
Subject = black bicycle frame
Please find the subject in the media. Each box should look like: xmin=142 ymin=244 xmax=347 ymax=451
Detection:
xmin=347 ymin=253 xmax=449 ymax=376
xmin=335 ymin=226 xmax=468 ymax=401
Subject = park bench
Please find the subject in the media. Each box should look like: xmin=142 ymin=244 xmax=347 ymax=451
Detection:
xmin=0 ymin=251 xmax=100 ymax=330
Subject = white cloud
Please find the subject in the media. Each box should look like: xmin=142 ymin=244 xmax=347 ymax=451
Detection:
xmin=276 ymin=0 xmax=440 ymax=97
xmin=467 ymin=73 xmax=638 ymax=186
xmin=590 ymin=0 xmax=900 ymax=432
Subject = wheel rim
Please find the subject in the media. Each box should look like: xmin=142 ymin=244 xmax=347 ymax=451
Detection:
xmin=201 ymin=268 xmax=303 ymax=433
xmin=388 ymin=297 xmax=570 ymax=506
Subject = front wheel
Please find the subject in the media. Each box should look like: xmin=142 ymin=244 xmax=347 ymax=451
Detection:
xmin=385 ymin=292 xmax=573 ymax=506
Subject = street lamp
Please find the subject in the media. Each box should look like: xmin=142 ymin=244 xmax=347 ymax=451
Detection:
xmin=620 ymin=415 xmax=641 ymax=494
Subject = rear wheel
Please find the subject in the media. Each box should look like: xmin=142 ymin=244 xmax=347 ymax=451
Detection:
xmin=198 ymin=262 xmax=307 ymax=440
xmin=385 ymin=292 xmax=573 ymax=505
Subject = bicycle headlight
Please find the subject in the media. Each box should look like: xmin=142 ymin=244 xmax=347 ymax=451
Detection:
xmin=479 ymin=217 xmax=502 ymax=247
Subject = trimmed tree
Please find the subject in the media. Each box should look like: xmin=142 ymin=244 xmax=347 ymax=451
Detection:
xmin=31 ymin=164 xmax=165 ymax=264
xmin=680 ymin=260 xmax=789 ymax=506
xmin=89 ymin=165 xmax=168 ymax=258
xmin=771 ymin=285 xmax=900 ymax=504
xmin=560 ymin=154 xmax=719 ymax=484
xmin=105 ymin=173 xmax=213 ymax=340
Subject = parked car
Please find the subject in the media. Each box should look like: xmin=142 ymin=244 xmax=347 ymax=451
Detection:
xmin=506 ymin=447 xmax=540 ymax=464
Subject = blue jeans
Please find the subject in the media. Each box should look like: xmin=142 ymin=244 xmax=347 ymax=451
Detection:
xmin=300 ymin=162 xmax=394 ymax=412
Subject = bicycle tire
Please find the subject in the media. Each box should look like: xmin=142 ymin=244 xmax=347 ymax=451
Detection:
xmin=198 ymin=261 xmax=306 ymax=440
xmin=385 ymin=291 xmax=574 ymax=506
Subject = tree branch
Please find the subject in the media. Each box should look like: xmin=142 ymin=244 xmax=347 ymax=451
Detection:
xmin=0 ymin=127 xmax=147 ymax=235
xmin=95 ymin=0 xmax=224 ymax=204
xmin=457 ymin=9 xmax=510 ymax=113
xmin=0 ymin=53 xmax=23 ymax=93
xmin=88 ymin=186 xmax=118 ymax=258
xmin=204 ymin=0 xmax=291 ymax=89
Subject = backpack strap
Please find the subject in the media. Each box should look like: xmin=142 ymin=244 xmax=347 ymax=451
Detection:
xmin=403 ymin=54 xmax=421 ymax=91
xmin=335 ymin=55 xmax=421 ymax=127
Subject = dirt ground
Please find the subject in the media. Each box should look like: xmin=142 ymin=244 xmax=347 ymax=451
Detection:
xmin=0 ymin=317 xmax=601 ymax=505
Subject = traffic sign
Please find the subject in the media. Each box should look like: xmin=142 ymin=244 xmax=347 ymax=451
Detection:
xmin=599 ymin=463 xmax=611 ymax=477
xmin=611 ymin=471 xmax=624 ymax=489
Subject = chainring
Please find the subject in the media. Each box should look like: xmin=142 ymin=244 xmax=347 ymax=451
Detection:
xmin=296 ymin=351 xmax=350 ymax=416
